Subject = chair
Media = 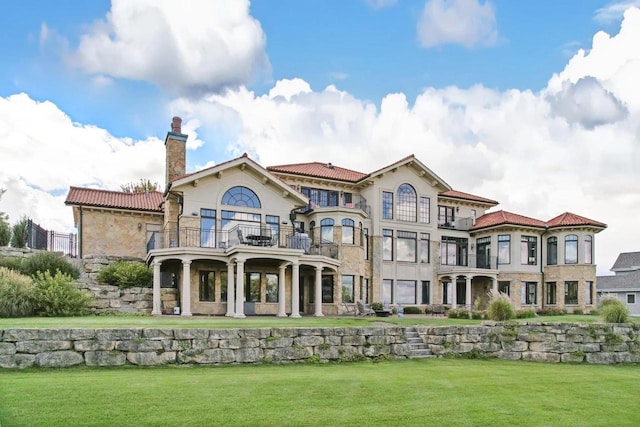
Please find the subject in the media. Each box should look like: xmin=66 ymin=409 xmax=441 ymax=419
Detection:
xmin=342 ymin=302 xmax=356 ymax=316
xmin=237 ymin=228 xmax=247 ymax=245
xmin=356 ymin=300 xmax=374 ymax=316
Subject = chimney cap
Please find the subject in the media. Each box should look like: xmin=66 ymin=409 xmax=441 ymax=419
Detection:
xmin=171 ymin=116 xmax=182 ymax=134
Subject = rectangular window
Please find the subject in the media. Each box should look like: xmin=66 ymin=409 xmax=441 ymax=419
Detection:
xmin=397 ymin=231 xmax=417 ymax=262
xmin=341 ymin=275 xmax=355 ymax=303
xmin=584 ymin=236 xmax=593 ymax=264
xmin=546 ymin=282 xmax=556 ymax=305
xmin=363 ymin=228 xmax=369 ymax=260
xmin=547 ymin=237 xmax=558 ymax=265
xmin=383 ymin=229 xmax=393 ymax=261
xmin=421 ymin=281 xmax=430 ymax=304
xmin=419 ymin=197 xmax=430 ymax=223
xmin=322 ymin=275 xmax=334 ymax=303
xmin=382 ymin=191 xmax=393 ymax=219
xmin=382 ymin=279 xmax=393 ymax=304
xmin=522 ymin=282 xmax=537 ymax=305
xmin=498 ymin=235 xmax=510 ymax=265
xmin=220 ymin=271 xmax=227 ymax=302
xmin=245 ymin=272 xmax=261 ymax=302
xmin=419 ymin=233 xmax=430 ymax=263
xmin=199 ymin=271 xmax=215 ymax=302
xmin=441 ymin=237 xmax=468 ymax=266
xmin=362 ymin=277 xmax=369 ymax=303
xmin=627 ymin=294 xmax=636 ymax=304
xmin=565 ymin=235 xmax=578 ymax=264
xmin=586 ymin=281 xmax=593 ymax=305
xmin=265 ymin=273 xmax=278 ymax=303
xmin=564 ymin=281 xmax=578 ymax=305
xmin=498 ymin=281 xmax=510 ymax=296
xmin=520 ymin=236 xmax=537 ymax=265
xmin=443 ymin=282 xmax=452 ymax=304
xmin=438 ymin=206 xmax=455 ymax=226
xmin=397 ymin=280 xmax=417 ymax=304
xmin=200 ymin=209 xmax=216 ymax=248
xmin=476 ymin=236 xmax=491 ymax=269
xmin=266 ymin=215 xmax=280 ymax=245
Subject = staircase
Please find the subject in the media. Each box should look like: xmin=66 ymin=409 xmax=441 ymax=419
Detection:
xmin=406 ymin=327 xmax=433 ymax=359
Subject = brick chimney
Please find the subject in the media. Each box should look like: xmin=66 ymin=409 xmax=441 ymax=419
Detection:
xmin=165 ymin=116 xmax=188 ymax=187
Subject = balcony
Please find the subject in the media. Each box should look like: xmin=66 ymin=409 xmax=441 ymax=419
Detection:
xmin=437 ymin=217 xmax=475 ymax=231
xmin=437 ymin=255 xmax=499 ymax=272
xmin=299 ymin=195 xmax=371 ymax=216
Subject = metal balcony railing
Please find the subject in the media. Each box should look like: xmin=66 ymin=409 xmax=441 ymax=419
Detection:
xmin=437 ymin=255 xmax=499 ymax=271
xmin=437 ymin=216 xmax=475 ymax=231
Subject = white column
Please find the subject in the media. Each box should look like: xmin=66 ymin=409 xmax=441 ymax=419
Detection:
xmin=466 ymin=276 xmax=472 ymax=311
xmin=181 ymin=260 xmax=192 ymax=316
xmin=234 ymin=259 xmax=246 ymax=318
xmin=290 ymin=263 xmax=301 ymax=318
xmin=314 ymin=266 xmax=323 ymax=317
xmin=492 ymin=277 xmax=498 ymax=293
xmin=151 ymin=261 xmax=162 ymax=315
xmin=225 ymin=262 xmax=235 ymax=317
xmin=451 ymin=279 xmax=457 ymax=309
xmin=277 ymin=264 xmax=287 ymax=317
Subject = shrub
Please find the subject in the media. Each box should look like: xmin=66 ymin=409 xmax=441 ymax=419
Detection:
xmin=537 ymin=307 xmax=566 ymax=316
xmin=0 ymin=267 xmax=36 ymax=317
xmin=447 ymin=308 xmax=470 ymax=319
xmin=471 ymin=310 xmax=485 ymax=320
xmin=403 ymin=306 xmax=422 ymax=315
xmin=20 ymin=252 xmax=79 ymax=279
xmin=0 ymin=256 xmax=25 ymax=272
xmin=516 ymin=308 xmax=537 ymax=319
xmin=599 ymin=297 xmax=629 ymax=323
xmin=10 ymin=216 xmax=28 ymax=248
xmin=486 ymin=290 xmax=516 ymax=321
xmin=0 ymin=220 xmax=10 ymax=246
xmin=572 ymin=308 xmax=584 ymax=315
xmin=97 ymin=261 xmax=152 ymax=288
xmin=370 ymin=302 xmax=383 ymax=311
xmin=32 ymin=271 xmax=93 ymax=317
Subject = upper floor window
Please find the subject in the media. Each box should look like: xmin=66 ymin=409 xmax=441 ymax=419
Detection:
xmin=200 ymin=209 xmax=216 ymax=248
xmin=301 ymin=187 xmax=338 ymax=208
xmin=342 ymin=219 xmax=354 ymax=244
xmin=521 ymin=236 xmax=537 ymax=265
xmin=420 ymin=233 xmax=430 ymax=263
xmin=438 ymin=206 xmax=455 ymax=226
xmin=320 ymin=219 xmax=334 ymax=243
xmin=476 ymin=236 xmax=491 ymax=269
xmin=565 ymin=234 xmax=578 ymax=264
xmin=222 ymin=186 xmax=261 ymax=208
xmin=382 ymin=229 xmax=393 ymax=261
xmin=498 ymin=235 xmax=510 ymax=265
xmin=419 ymin=197 xmax=430 ymax=223
xmin=382 ymin=191 xmax=393 ymax=219
xmin=396 ymin=184 xmax=417 ymax=222
xmin=547 ymin=237 xmax=557 ymax=265
xmin=397 ymin=230 xmax=417 ymax=262
xmin=584 ymin=235 xmax=593 ymax=264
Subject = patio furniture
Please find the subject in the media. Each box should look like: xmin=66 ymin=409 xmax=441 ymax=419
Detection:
xmin=342 ymin=302 xmax=356 ymax=316
xmin=356 ymin=300 xmax=374 ymax=316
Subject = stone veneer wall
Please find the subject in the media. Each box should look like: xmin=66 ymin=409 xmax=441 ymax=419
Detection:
xmin=1 ymin=323 xmax=639 ymax=369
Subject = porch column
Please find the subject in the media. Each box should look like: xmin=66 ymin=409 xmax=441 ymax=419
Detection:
xmin=277 ymin=264 xmax=287 ymax=317
xmin=465 ymin=276 xmax=472 ymax=311
xmin=181 ymin=260 xmax=192 ymax=316
xmin=225 ymin=262 xmax=235 ymax=317
xmin=451 ymin=279 xmax=457 ymax=309
xmin=151 ymin=261 xmax=162 ymax=315
xmin=314 ymin=266 xmax=323 ymax=317
xmin=234 ymin=259 xmax=246 ymax=318
xmin=290 ymin=262 xmax=301 ymax=318
xmin=492 ymin=277 xmax=498 ymax=293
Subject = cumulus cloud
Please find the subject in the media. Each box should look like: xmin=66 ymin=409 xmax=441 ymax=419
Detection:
xmin=417 ymin=0 xmax=497 ymax=48
xmin=594 ymin=1 xmax=640 ymax=23
xmin=69 ymin=0 xmax=269 ymax=96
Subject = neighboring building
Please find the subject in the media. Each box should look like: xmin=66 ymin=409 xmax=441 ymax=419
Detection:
xmin=597 ymin=252 xmax=640 ymax=316
xmin=65 ymin=117 xmax=607 ymax=317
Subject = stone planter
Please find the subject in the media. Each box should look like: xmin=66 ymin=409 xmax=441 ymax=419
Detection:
xmin=375 ymin=310 xmax=391 ymax=317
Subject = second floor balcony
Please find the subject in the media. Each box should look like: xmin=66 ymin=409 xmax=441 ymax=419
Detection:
xmin=437 ymin=255 xmax=499 ymax=272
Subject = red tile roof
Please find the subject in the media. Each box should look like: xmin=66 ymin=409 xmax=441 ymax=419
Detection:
xmin=472 ymin=210 xmax=547 ymax=230
xmin=547 ymin=212 xmax=607 ymax=229
xmin=440 ymin=190 xmax=498 ymax=205
xmin=65 ymin=187 xmax=163 ymax=212
xmin=267 ymin=162 xmax=368 ymax=182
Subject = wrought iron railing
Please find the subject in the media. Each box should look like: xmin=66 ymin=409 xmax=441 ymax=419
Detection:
xmin=437 ymin=255 xmax=498 ymax=271
xmin=437 ymin=216 xmax=475 ymax=231
xmin=26 ymin=219 xmax=77 ymax=257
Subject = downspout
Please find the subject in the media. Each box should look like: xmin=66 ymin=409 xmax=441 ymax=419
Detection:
xmin=78 ymin=206 xmax=83 ymax=258
xmin=540 ymin=226 xmax=548 ymax=310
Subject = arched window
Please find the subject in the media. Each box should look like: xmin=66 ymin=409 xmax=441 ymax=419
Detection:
xmin=565 ymin=235 xmax=578 ymax=264
xmin=320 ymin=219 xmax=334 ymax=243
xmin=396 ymin=183 xmax=417 ymax=222
xmin=584 ymin=235 xmax=593 ymax=264
xmin=221 ymin=186 xmax=261 ymax=208
xmin=342 ymin=219 xmax=354 ymax=244
xmin=547 ymin=236 xmax=557 ymax=265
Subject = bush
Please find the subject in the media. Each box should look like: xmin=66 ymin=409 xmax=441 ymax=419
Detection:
xmin=0 ymin=256 xmax=25 ymax=272
xmin=572 ymin=308 xmax=584 ymax=315
xmin=471 ymin=311 xmax=485 ymax=320
xmin=599 ymin=297 xmax=629 ymax=323
xmin=0 ymin=220 xmax=10 ymax=246
xmin=0 ymin=267 xmax=36 ymax=317
xmin=10 ymin=216 xmax=28 ymax=248
xmin=537 ymin=307 xmax=566 ymax=316
xmin=403 ymin=306 xmax=422 ymax=315
xmin=97 ymin=261 xmax=152 ymax=288
xmin=32 ymin=271 xmax=93 ymax=317
xmin=447 ymin=308 xmax=470 ymax=319
xmin=20 ymin=252 xmax=79 ymax=279
xmin=516 ymin=308 xmax=537 ymax=319
xmin=486 ymin=290 xmax=516 ymax=321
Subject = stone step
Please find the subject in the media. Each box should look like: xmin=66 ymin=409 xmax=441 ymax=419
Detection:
xmin=406 ymin=327 xmax=434 ymax=359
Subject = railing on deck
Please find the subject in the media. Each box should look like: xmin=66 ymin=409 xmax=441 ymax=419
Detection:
xmin=437 ymin=255 xmax=499 ymax=271
xmin=437 ymin=217 xmax=475 ymax=231
xmin=26 ymin=219 xmax=77 ymax=257
xmin=299 ymin=194 xmax=371 ymax=216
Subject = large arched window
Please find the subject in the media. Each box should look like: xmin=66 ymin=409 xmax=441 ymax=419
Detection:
xmin=565 ymin=235 xmax=578 ymax=264
xmin=221 ymin=186 xmax=261 ymax=208
xmin=396 ymin=183 xmax=417 ymax=222
xmin=320 ymin=219 xmax=334 ymax=243
xmin=342 ymin=219 xmax=354 ymax=244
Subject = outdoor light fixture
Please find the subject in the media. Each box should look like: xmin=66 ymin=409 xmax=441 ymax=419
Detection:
xmin=137 ymin=223 xmax=142 ymax=231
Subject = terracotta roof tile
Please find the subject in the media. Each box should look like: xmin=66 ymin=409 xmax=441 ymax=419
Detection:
xmin=65 ymin=187 xmax=163 ymax=212
xmin=472 ymin=210 xmax=547 ymax=230
xmin=267 ymin=162 xmax=367 ymax=182
xmin=546 ymin=212 xmax=607 ymax=229
xmin=440 ymin=190 xmax=498 ymax=205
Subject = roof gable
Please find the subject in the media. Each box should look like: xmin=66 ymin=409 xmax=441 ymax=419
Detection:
xmin=611 ymin=252 xmax=640 ymax=272
xmin=439 ymin=190 xmax=498 ymax=206
xmin=267 ymin=162 xmax=367 ymax=183
xmin=472 ymin=210 xmax=546 ymax=231
xmin=65 ymin=187 xmax=163 ymax=212
xmin=365 ymin=155 xmax=451 ymax=191
xmin=547 ymin=212 xmax=607 ymax=229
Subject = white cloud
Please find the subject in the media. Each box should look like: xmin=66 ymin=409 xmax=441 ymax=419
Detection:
xmin=68 ymin=0 xmax=269 ymax=96
xmin=417 ymin=0 xmax=497 ymax=48
xmin=366 ymin=0 xmax=398 ymax=10
xmin=594 ymin=1 xmax=640 ymax=24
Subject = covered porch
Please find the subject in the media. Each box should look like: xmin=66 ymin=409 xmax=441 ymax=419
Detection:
xmin=437 ymin=270 xmax=498 ymax=310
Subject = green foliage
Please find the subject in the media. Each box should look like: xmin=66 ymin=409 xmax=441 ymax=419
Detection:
xmin=402 ymin=306 xmax=422 ymax=315
xmin=537 ymin=307 xmax=567 ymax=316
xmin=32 ymin=271 xmax=93 ymax=317
xmin=471 ymin=311 xmax=485 ymax=320
xmin=97 ymin=261 xmax=152 ymax=288
xmin=21 ymin=252 xmax=79 ymax=279
xmin=0 ymin=256 xmax=24 ymax=272
xmin=599 ymin=296 xmax=630 ymax=323
xmin=10 ymin=216 xmax=28 ymax=248
xmin=447 ymin=308 xmax=470 ymax=319
xmin=486 ymin=291 xmax=516 ymax=321
xmin=120 ymin=178 xmax=159 ymax=193
xmin=0 ymin=267 xmax=36 ymax=317
xmin=572 ymin=308 xmax=584 ymax=315
xmin=516 ymin=308 xmax=537 ymax=319
xmin=371 ymin=302 xmax=383 ymax=311
xmin=0 ymin=219 xmax=10 ymax=246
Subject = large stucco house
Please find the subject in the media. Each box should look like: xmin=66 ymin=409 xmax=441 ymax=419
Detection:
xmin=65 ymin=117 xmax=606 ymax=317
xmin=597 ymin=252 xmax=640 ymax=316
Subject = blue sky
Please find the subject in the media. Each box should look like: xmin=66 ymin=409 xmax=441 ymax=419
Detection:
xmin=1 ymin=0 xmax=640 ymax=274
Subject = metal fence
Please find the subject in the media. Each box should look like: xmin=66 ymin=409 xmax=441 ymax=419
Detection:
xmin=27 ymin=219 xmax=78 ymax=257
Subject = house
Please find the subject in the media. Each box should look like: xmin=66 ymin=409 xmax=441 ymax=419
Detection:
xmin=597 ymin=252 xmax=640 ymax=316
xmin=65 ymin=117 xmax=607 ymax=317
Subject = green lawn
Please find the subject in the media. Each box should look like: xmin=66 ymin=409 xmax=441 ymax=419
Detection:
xmin=1 ymin=359 xmax=638 ymax=426
xmin=0 ymin=314 xmax=623 ymax=329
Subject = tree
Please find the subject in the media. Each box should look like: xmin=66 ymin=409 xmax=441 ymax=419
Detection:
xmin=10 ymin=216 xmax=28 ymax=248
xmin=120 ymin=179 xmax=160 ymax=193
xmin=0 ymin=189 xmax=10 ymax=246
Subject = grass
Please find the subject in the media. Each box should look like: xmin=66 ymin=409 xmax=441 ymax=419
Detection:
xmin=0 ymin=314 xmax=627 ymax=329
xmin=1 ymin=359 xmax=639 ymax=426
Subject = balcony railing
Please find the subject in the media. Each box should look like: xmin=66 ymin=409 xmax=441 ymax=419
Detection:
xmin=437 ymin=217 xmax=475 ymax=231
xmin=437 ymin=255 xmax=499 ymax=271
xmin=299 ymin=195 xmax=371 ymax=216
